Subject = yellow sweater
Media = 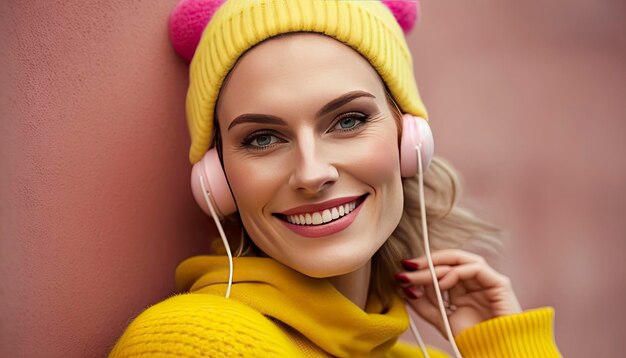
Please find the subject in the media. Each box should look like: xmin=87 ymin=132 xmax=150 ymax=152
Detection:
xmin=110 ymin=256 xmax=561 ymax=357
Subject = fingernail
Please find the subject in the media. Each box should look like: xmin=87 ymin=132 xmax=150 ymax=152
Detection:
xmin=401 ymin=259 xmax=419 ymax=271
xmin=403 ymin=286 xmax=421 ymax=299
xmin=394 ymin=273 xmax=410 ymax=283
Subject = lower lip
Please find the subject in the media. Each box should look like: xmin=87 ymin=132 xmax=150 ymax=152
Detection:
xmin=278 ymin=197 xmax=366 ymax=238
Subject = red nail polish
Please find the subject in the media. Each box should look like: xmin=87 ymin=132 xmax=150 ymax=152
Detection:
xmin=394 ymin=273 xmax=410 ymax=283
xmin=403 ymin=286 xmax=420 ymax=299
xmin=401 ymin=259 xmax=419 ymax=271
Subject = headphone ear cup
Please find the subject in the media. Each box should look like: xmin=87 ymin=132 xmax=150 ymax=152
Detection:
xmin=400 ymin=114 xmax=435 ymax=177
xmin=191 ymin=148 xmax=237 ymax=219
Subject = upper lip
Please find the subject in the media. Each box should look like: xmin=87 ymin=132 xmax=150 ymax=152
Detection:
xmin=277 ymin=195 xmax=364 ymax=216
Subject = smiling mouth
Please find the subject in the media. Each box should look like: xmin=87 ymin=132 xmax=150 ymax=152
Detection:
xmin=275 ymin=194 xmax=368 ymax=226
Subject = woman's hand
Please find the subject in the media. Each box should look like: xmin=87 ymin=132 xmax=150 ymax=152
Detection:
xmin=396 ymin=249 xmax=522 ymax=338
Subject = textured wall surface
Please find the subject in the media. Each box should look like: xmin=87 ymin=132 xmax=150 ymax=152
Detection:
xmin=0 ymin=1 xmax=212 ymax=357
xmin=1 ymin=1 xmax=624 ymax=357
xmin=406 ymin=2 xmax=626 ymax=356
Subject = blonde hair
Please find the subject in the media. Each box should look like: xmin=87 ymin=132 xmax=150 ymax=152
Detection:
xmin=372 ymin=157 xmax=503 ymax=308
xmin=367 ymin=91 xmax=505 ymax=308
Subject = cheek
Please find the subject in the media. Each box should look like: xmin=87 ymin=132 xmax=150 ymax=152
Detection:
xmin=348 ymin=132 xmax=402 ymax=189
xmin=348 ymin=130 xmax=404 ymax=233
xmin=223 ymin=154 xmax=287 ymax=213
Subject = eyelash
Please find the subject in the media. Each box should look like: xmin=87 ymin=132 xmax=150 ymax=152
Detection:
xmin=332 ymin=112 xmax=369 ymax=132
xmin=241 ymin=130 xmax=283 ymax=151
xmin=241 ymin=112 xmax=371 ymax=151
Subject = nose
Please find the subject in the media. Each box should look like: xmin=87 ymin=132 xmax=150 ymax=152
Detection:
xmin=288 ymin=138 xmax=339 ymax=195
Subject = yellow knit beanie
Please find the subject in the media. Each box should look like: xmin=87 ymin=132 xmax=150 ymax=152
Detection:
xmin=171 ymin=0 xmax=428 ymax=164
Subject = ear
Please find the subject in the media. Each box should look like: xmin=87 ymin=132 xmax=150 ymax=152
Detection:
xmin=400 ymin=114 xmax=434 ymax=177
xmin=191 ymin=148 xmax=237 ymax=219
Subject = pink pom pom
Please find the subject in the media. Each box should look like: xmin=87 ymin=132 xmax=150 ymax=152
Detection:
xmin=169 ymin=0 xmax=226 ymax=62
xmin=381 ymin=0 xmax=420 ymax=34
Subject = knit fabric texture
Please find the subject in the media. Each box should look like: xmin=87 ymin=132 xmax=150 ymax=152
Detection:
xmin=185 ymin=0 xmax=428 ymax=164
xmin=109 ymin=256 xmax=562 ymax=357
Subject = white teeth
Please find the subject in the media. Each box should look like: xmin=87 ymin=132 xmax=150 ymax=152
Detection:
xmin=322 ymin=209 xmax=332 ymax=223
xmin=285 ymin=198 xmax=362 ymax=226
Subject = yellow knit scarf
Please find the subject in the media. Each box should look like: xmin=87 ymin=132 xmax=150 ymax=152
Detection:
xmin=175 ymin=256 xmax=409 ymax=357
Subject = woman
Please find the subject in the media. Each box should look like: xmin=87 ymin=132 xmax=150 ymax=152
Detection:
xmin=110 ymin=1 xmax=561 ymax=356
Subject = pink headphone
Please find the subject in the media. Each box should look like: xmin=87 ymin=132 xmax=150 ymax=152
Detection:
xmin=191 ymin=114 xmax=434 ymax=219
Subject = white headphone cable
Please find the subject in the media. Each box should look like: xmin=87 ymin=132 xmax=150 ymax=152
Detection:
xmin=408 ymin=315 xmax=430 ymax=358
xmin=199 ymin=174 xmax=234 ymax=299
xmin=413 ymin=145 xmax=463 ymax=358
xmin=198 ymin=148 xmax=461 ymax=355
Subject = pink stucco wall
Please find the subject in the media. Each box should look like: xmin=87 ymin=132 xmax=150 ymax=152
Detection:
xmin=1 ymin=1 xmax=624 ymax=357
xmin=406 ymin=2 xmax=626 ymax=356
xmin=0 ymin=1 xmax=212 ymax=356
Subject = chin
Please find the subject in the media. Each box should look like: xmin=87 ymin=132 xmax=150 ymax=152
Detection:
xmin=284 ymin=245 xmax=376 ymax=278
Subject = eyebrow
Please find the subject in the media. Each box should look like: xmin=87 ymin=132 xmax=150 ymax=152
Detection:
xmin=227 ymin=114 xmax=286 ymax=131
xmin=227 ymin=90 xmax=376 ymax=131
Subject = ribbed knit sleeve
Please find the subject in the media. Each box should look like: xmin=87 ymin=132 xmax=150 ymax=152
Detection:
xmin=108 ymin=293 xmax=299 ymax=357
xmin=455 ymin=307 xmax=562 ymax=358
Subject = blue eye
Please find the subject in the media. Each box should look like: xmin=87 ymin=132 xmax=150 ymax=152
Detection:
xmin=333 ymin=113 xmax=368 ymax=131
xmin=337 ymin=117 xmax=358 ymax=129
xmin=245 ymin=133 xmax=281 ymax=149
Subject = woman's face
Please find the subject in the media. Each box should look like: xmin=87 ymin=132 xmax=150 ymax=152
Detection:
xmin=216 ymin=33 xmax=404 ymax=277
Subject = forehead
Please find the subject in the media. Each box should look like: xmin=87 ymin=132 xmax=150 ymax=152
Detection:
xmin=216 ymin=33 xmax=386 ymax=121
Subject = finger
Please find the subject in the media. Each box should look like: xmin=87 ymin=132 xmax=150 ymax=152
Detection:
xmin=422 ymin=283 xmax=440 ymax=308
xmin=447 ymin=284 xmax=468 ymax=305
xmin=404 ymin=288 xmax=445 ymax=336
xmin=405 ymin=249 xmax=486 ymax=269
xmin=422 ymin=285 xmax=461 ymax=322
xmin=399 ymin=265 xmax=452 ymax=286
xmin=437 ymin=262 xmax=508 ymax=291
